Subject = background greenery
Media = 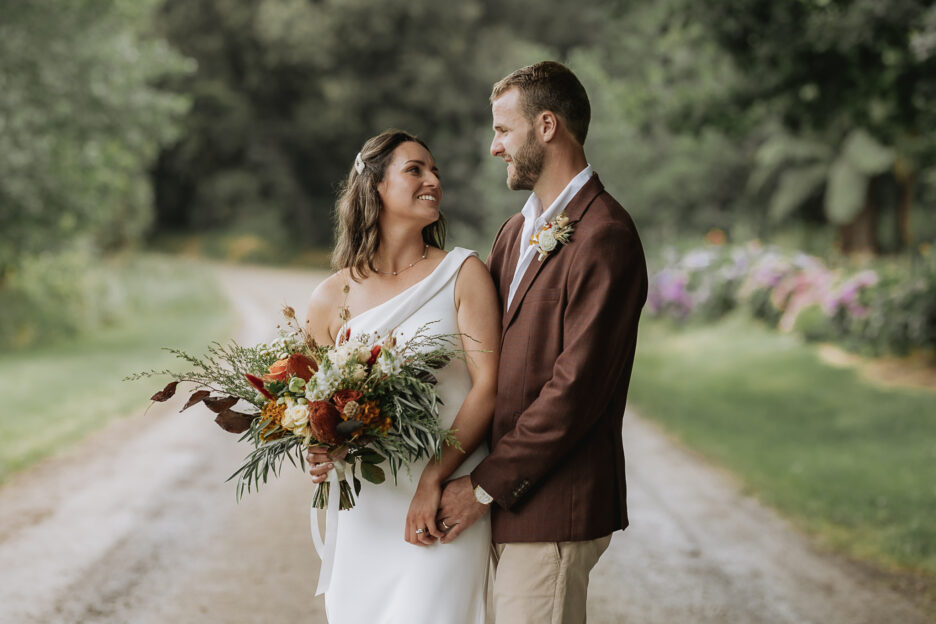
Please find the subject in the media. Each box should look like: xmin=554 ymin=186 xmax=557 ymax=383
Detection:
xmin=1 ymin=0 xmax=934 ymax=606
xmin=3 ymin=0 xmax=934 ymax=300
xmin=0 ymin=255 xmax=235 ymax=483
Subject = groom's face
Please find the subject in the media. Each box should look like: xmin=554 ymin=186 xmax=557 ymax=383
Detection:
xmin=491 ymin=88 xmax=545 ymax=191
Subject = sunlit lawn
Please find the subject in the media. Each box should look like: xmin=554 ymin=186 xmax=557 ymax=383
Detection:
xmin=630 ymin=313 xmax=936 ymax=576
xmin=0 ymin=266 xmax=234 ymax=483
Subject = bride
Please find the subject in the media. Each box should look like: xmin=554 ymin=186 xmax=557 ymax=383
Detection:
xmin=303 ymin=130 xmax=501 ymax=623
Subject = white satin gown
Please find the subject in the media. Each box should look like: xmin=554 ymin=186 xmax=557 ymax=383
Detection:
xmin=323 ymin=247 xmax=491 ymax=624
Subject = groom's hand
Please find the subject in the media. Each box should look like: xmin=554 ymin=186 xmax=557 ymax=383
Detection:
xmin=437 ymin=476 xmax=489 ymax=544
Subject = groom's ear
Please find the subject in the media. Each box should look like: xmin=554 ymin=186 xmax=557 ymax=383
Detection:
xmin=537 ymin=111 xmax=558 ymax=143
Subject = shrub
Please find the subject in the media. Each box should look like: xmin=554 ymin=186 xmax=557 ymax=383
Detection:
xmin=648 ymin=242 xmax=936 ymax=355
xmin=0 ymin=249 xmax=208 ymax=351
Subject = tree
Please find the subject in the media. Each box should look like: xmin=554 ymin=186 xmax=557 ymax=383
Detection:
xmin=0 ymin=0 xmax=191 ymax=277
xmin=151 ymin=0 xmax=609 ymax=247
xmin=693 ymin=0 xmax=936 ymax=253
xmin=562 ymin=1 xmax=754 ymax=241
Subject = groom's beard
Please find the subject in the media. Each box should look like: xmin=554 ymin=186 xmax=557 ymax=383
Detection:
xmin=507 ymin=131 xmax=545 ymax=191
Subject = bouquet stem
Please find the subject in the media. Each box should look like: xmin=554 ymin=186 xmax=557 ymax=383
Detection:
xmin=312 ymin=479 xmax=355 ymax=510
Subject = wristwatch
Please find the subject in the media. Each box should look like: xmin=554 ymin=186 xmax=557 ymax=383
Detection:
xmin=473 ymin=483 xmax=493 ymax=505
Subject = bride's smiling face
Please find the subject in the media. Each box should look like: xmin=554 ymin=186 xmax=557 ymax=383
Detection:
xmin=377 ymin=142 xmax=442 ymax=227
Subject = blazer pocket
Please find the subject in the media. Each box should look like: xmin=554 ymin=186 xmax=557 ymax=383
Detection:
xmin=524 ymin=287 xmax=561 ymax=303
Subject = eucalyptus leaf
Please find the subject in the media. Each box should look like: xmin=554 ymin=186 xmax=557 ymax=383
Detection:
xmin=361 ymin=462 xmax=386 ymax=484
xmin=357 ymin=448 xmax=385 ymax=464
xmin=336 ymin=419 xmax=365 ymax=436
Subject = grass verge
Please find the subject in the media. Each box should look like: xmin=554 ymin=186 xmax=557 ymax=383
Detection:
xmin=0 ymin=257 xmax=235 ymax=483
xmin=630 ymin=314 xmax=936 ymax=581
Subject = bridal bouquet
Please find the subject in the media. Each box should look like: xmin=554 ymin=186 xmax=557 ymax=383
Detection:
xmin=129 ymin=306 xmax=460 ymax=509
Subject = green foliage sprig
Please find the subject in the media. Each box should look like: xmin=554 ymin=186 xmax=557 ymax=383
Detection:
xmin=126 ymin=339 xmax=282 ymax=409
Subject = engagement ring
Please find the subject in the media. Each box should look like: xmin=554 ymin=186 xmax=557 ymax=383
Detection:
xmin=415 ymin=528 xmax=426 ymax=535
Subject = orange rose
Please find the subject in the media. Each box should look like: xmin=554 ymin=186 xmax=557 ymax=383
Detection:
xmin=263 ymin=359 xmax=288 ymax=382
xmin=308 ymin=400 xmax=344 ymax=445
xmin=286 ymin=353 xmax=318 ymax=381
xmin=332 ymin=389 xmax=363 ymax=413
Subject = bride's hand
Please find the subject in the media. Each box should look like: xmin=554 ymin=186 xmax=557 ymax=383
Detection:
xmin=306 ymin=445 xmax=348 ymax=484
xmin=405 ymin=478 xmax=445 ymax=546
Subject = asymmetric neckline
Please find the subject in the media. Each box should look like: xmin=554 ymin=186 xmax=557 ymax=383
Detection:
xmin=342 ymin=248 xmax=472 ymax=329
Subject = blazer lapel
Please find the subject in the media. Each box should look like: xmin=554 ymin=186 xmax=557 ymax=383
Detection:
xmin=501 ymin=175 xmax=605 ymax=334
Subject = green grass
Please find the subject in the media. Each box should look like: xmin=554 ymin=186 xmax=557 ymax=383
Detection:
xmin=630 ymin=313 xmax=936 ymax=576
xmin=0 ymin=261 xmax=235 ymax=483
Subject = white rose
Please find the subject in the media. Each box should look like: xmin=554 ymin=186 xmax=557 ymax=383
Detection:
xmin=328 ymin=344 xmax=353 ymax=369
xmin=282 ymin=403 xmax=310 ymax=434
xmin=352 ymin=364 xmax=367 ymax=381
xmin=538 ymin=230 xmax=557 ymax=252
xmin=356 ymin=346 xmax=372 ymax=364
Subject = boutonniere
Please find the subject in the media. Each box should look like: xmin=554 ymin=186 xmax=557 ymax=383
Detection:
xmin=530 ymin=211 xmax=574 ymax=261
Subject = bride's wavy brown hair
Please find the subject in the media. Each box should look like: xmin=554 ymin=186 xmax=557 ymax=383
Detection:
xmin=332 ymin=130 xmax=446 ymax=281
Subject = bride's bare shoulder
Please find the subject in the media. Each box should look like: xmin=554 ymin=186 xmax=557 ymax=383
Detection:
xmin=309 ymin=270 xmax=348 ymax=303
xmin=306 ymin=270 xmax=348 ymax=341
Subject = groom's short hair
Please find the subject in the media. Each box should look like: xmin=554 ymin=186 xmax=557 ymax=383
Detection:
xmin=491 ymin=61 xmax=591 ymax=146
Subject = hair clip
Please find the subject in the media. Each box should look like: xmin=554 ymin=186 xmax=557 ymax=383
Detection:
xmin=354 ymin=152 xmax=365 ymax=175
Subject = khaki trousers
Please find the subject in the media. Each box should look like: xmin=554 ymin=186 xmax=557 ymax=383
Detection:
xmin=490 ymin=535 xmax=611 ymax=624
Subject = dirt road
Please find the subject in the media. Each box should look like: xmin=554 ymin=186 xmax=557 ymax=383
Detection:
xmin=0 ymin=262 xmax=929 ymax=623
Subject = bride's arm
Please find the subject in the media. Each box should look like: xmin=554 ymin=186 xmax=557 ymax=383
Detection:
xmin=406 ymin=256 xmax=500 ymax=545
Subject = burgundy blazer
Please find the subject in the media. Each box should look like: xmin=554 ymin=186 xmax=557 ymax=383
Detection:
xmin=470 ymin=175 xmax=647 ymax=543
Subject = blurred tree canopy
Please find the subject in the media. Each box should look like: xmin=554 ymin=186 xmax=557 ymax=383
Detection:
xmin=2 ymin=0 xmax=934 ymax=271
xmin=569 ymin=0 xmax=756 ymax=243
xmin=689 ymin=0 xmax=936 ymax=253
xmin=0 ymin=0 xmax=191 ymax=278
xmin=151 ymin=0 xmax=612 ymax=247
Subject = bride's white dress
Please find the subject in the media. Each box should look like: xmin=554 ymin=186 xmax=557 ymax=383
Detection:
xmin=324 ymin=247 xmax=491 ymax=624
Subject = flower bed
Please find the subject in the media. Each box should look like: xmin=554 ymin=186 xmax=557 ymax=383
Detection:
xmin=647 ymin=242 xmax=936 ymax=356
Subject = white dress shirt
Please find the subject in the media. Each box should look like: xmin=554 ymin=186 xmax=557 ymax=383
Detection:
xmin=506 ymin=165 xmax=594 ymax=308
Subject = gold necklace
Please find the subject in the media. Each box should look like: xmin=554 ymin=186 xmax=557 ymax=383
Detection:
xmin=376 ymin=244 xmax=429 ymax=276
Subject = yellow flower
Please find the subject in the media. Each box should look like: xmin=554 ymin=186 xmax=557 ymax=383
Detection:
xmin=260 ymin=400 xmax=287 ymax=442
xmin=354 ymin=401 xmax=390 ymax=433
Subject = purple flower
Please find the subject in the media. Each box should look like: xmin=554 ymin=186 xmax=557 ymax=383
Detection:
xmin=822 ymin=270 xmax=879 ymax=317
xmin=649 ymin=269 xmax=693 ymax=317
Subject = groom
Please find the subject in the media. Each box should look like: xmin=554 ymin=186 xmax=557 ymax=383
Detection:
xmin=437 ymin=61 xmax=647 ymax=622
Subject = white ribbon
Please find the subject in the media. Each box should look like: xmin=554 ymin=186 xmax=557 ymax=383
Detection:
xmin=310 ymin=460 xmax=346 ymax=596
